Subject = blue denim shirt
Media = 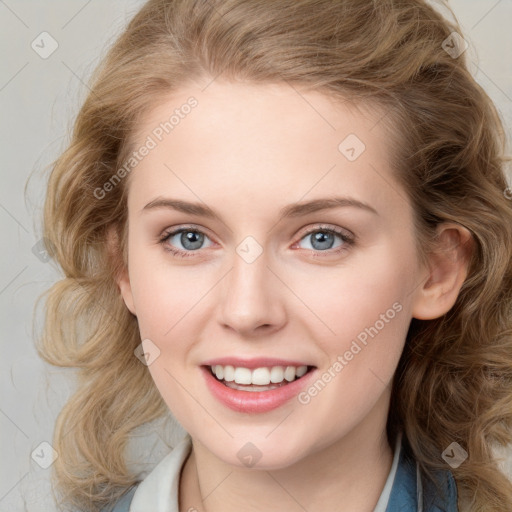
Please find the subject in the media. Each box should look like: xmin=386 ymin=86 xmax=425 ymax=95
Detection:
xmin=102 ymin=432 xmax=458 ymax=512
xmin=385 ymin=441 xmax=458 ymax=511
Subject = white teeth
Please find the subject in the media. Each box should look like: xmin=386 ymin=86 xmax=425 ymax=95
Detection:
xmin=269 ymin=366 xmax=284 ymax=383
xmin=252 ymin=367 xmax=271 ymax=385
xmin=214 ymin=366 xmax=224 ymax=380
xmin=223 ymin=365 xmax=235 ymax=382
xmin=284 ymin=366 xmax=296 ymax=382
xmin=233 ymin=367 xmax=252 ymax=384
xmin=224 ymin=381 xmax=283 ymax=391
xmin=210 ymin=364 xmax=309 ymax=385
xmin=296 ymin=365 xmax=308 ymax=377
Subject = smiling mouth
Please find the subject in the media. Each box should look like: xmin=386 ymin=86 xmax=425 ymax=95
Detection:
xmin=205 ymin=364 xmax=316 ymax=392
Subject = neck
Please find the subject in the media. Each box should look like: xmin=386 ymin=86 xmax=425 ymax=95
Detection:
xmin=179 ymin=392 xmax=394 ymax=512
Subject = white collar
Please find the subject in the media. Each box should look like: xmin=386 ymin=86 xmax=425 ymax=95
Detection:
xmin=129 ymin=433 xmax=192 ymax=512
xmin=372 ymin=430 xmax=403 ymax=511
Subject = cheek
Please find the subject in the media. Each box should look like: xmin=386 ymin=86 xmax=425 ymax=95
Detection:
xmin=290 ymin=241 xmax=415 ymax=412
xmin=292 ymin=248 xmax=413 ymax=438
xmin=128 ymin=247 xmax=205 ymax=337
xmin=292 ymin=241 xmax=416 ymax=343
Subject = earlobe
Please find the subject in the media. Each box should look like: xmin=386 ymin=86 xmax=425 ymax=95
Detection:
xmin=412 ymin=223 xmax=474 ymax=320
xmin=106 ymin=225 xmax=137 ymax=316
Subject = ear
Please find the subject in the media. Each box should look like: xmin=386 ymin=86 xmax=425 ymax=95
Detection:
xmin=411 ymin=222 xmax=474 ymax=320
xmin=106 ymin=225 xmax=137 ymax=316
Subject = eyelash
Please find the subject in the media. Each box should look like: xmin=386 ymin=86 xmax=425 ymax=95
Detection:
xmin=158 ymin=224 xmax=355 ymax=259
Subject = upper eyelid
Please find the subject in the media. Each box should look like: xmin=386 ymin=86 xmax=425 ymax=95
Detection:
xmin=297 ymin=224 xmax=353 ymax=239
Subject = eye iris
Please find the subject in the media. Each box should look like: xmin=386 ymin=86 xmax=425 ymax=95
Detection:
xmin=181 ymin=231 xmax=203 ymax=250
xmin=311 ymin=231 xmax=334 ymax=250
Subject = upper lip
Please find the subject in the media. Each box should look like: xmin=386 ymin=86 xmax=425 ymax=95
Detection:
xmin=201 ymin=357 xmax=315 ymax=369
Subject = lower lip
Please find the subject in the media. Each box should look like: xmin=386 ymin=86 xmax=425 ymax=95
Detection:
xmin=201 ymin=366 xmax=317 ymax=413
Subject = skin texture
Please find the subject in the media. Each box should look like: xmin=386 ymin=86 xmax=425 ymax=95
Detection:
xmin=114 ymin=80 xmax=472 ymax=511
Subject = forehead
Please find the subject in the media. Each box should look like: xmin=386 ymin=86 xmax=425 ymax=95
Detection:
xmin=130 ymin=80 xmax=389 ymax=155
xmin=125 ymin=80 xmax=406 ymax=219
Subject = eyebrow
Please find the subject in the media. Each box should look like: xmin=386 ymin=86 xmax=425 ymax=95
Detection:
xmin=141 ymin=196 xmax=378 ymax=220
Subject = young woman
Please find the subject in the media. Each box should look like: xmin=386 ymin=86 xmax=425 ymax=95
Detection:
xmin=35 ymin=0 xmax=512 ymax=511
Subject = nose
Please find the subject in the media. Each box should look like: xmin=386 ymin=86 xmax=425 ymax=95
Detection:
xmin=217 ymin=249 xmax=287 ymax=337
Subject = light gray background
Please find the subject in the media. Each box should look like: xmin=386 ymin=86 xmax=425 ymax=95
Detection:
xmin=1 ymin=1 xmax=511 ymax=510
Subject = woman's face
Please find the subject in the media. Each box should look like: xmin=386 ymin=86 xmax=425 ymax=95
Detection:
xmin=116 ymin=80 xmax=429 ymax=468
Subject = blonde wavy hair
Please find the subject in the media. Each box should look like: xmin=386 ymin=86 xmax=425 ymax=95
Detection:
xmin=34 ymin=0 xmax=512 ymax=510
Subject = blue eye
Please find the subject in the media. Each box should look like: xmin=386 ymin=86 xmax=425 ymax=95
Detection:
xmin=159 ymin=227 xmax=213 ymax=258
xmin=159 ymin=224 xmax=354 ymax=258
xmin=297 ymin=228 xmax=351 ymax=252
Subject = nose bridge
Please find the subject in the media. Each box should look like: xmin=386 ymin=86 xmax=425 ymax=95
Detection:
xmin=218 ymin=242 xmax=285 ymax=334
